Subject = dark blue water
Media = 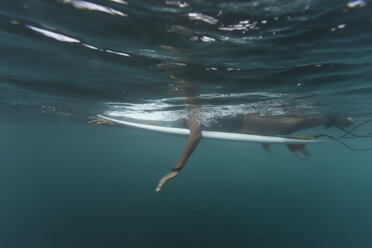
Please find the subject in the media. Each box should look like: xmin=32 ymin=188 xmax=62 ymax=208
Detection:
xmin=1 ymin=0 xmax=372 ymax=247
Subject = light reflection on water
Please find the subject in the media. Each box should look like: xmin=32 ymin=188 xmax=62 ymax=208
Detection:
xmin=0 ymin=0 xmax=371 ymax=120
xmin=60 ymin=0 xmax=128 ymax=16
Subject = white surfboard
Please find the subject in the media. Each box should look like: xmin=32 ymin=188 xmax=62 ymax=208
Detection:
xmin=97 ymin=115 xmax=323 ymax=145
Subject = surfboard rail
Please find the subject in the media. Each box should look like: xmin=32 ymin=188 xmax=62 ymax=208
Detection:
xmin=97 ymin=115 xmax=324 ymax=145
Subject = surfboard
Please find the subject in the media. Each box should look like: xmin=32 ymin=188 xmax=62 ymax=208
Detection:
xmin=97 ymin=115 xmax=323 ymax=145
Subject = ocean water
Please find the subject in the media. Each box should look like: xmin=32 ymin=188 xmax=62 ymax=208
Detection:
xmin=1 ymin=0 xmax=372 ymax=247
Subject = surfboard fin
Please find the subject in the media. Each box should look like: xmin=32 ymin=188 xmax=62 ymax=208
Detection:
xmin=287 ymin=144 xmax=310 ymax=160
xmin=261 ymin=143 xmax=273 ymax=154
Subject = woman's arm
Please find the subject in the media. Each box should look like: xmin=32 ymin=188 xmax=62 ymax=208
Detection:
xmin=155 ymin=112 xmax=201 ymax=192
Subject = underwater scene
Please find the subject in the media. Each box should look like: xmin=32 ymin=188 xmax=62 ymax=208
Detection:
xmin=1 ymin=0 xmax=372 ymax=247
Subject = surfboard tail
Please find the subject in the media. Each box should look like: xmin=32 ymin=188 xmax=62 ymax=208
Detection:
xmin=287 ymin=144 xmax=310 ymax=159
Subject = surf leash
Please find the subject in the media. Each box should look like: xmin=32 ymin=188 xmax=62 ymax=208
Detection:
xmin=337 ymin=119 xmax=372 ymax=138
xmin=312 ymin=119 xmax=372 ymax=151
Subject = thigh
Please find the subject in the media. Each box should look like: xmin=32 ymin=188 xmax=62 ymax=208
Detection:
xmin=241 ymin=115 xmax=296 ymax=135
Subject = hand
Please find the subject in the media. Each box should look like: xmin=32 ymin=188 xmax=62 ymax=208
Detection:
xmin=88 ymin=117 xmax=114 ymax=126
xmin=155 ymin=170 xmax=180 ymax=192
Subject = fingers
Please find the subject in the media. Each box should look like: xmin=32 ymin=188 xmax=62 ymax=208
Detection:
xmin=88 ymin=118 xmax=112 ymax=125
xmin=88 ymin=120 xmax=99 ymax=124
xmin=155 ymin=179 xmax=166 ymax=192
xmin=88 ymin=118 xmax=104 ymax=125
xmin=155 ymin=171 xmax=179 ymax=192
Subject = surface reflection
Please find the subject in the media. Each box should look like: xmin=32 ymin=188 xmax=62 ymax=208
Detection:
xmin=60 ymin=0 xmax=127 ymax=17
